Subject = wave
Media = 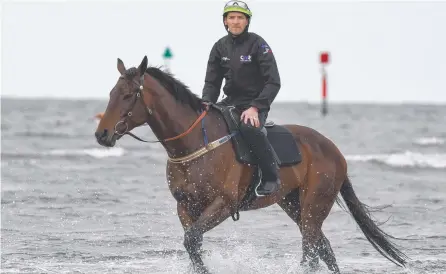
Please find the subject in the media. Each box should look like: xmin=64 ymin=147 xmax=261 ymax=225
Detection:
xmin=2 ymin=147 xmax=125 ymax=159
xmin=47 ymin=149 xmax=446 ymax=168
xmin=5 ymin=146 xmax=445 ymax=168
xmin=413 ymin=137 xmax=445 ymax=146
xmin=346 ymin=151 xmax=446 ymax=169
xmin=48 ymin=147 xmax=125 ymax=158
xmin=14 ymin=132 xmax=74 ymax=138
xmin=7 ymin=131 xmax=91 ymax=139
xmin=2 ymin=147 xmax=168 ymax=160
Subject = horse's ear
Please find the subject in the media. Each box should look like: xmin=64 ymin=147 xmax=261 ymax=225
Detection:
xmin=138 ymin=56 xmax=148 ymax=76
xmin=117 ymin=58 xmax=126 ymax=75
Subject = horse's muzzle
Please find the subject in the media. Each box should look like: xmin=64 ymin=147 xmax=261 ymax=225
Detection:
xmin=95 ymin=129 xmax=116 ymax=147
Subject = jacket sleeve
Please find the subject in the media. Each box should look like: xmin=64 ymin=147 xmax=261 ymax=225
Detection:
xmin=250 ymin=37 xmax=281 ymax=111
xmin=202 ymin=42 xmax=224 ymax=103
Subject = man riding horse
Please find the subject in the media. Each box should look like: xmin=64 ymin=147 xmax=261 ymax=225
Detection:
xmin=94 ymin=2 xmax=410 ymax=272
xmin=202 ymin=0 xmax=281 ymax=196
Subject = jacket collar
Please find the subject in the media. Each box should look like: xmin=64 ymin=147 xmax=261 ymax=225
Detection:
xmin=228 ymin=30 xmax=249 ymax=44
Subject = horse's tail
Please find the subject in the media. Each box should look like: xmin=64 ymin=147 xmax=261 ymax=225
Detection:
xmin=339 ymin=176 xmax=409 ymax=267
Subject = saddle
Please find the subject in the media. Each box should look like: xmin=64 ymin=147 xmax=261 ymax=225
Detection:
xmin=211 ymin=103 xmax=302 ymax=216
xmin=211 ymin=103 xmax=302 ymax=167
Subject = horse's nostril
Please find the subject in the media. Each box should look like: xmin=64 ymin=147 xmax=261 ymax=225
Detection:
xmin=95 ymin=131 xmax=106 ymax=141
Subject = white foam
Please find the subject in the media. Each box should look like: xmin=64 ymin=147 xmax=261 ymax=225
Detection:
xmin=413 ymin=137 xmax=445 ymax=146
xmin=48 ymin=147 xmax=125 ymax=158
xmin=346 ymin=151 xmax=446 ymax=169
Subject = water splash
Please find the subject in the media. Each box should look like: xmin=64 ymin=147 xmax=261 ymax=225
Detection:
xmin=346 ymin=151 xmax=446 ymax=169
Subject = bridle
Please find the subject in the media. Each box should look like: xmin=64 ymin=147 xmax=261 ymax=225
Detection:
xmin=113 ymin=73 xmax=208 ymax=144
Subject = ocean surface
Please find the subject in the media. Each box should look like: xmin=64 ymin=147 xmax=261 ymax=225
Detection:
xmin=1 ymin=98 xmax=446 ymax=274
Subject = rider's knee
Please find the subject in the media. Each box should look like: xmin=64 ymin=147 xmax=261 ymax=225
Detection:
xmin=239 ymin=122 xmax=261 ymax=135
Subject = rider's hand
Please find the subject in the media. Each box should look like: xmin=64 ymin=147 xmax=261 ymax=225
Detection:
xmin=240 ymin=107 xmax=260 ymax=128
xmin=202 ymin=100 xmax=212 ymax=109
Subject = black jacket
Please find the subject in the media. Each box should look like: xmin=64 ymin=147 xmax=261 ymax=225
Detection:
xmin=201 ymin=32 xmax=281 ymax=112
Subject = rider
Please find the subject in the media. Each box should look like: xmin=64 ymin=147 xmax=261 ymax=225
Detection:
xmin=201 ymin=0 xmax=281 ymax=196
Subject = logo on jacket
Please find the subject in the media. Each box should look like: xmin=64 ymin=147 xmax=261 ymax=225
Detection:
xmin=240 ymin=55 xmax=252 ymax=63
xmin=261 ymin=44 xmax=272 ymax=54
xmin=221 ymin=56 xmax=230 ymax=62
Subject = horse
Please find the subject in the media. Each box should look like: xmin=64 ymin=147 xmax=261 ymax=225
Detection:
xmin=94 ymin=56 xmax=409 ymax=273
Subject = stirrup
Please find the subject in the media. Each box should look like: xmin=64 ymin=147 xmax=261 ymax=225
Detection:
xmin=255 ymin=180 xmax=280 ymax=197
xmin=255 ymin=171 xmax=280 ymax=197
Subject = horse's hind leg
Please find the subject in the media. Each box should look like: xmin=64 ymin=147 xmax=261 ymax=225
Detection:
xmin=278 ymin=178 xmax=341 ymax=273
xmin=278 ymin=189 xmax=302 ymax=230
xmin=300 ymin=167 xmax=342 ymax=274
xmin=278 ymin=188 xmax=321 ymax=268
xmin=317 ymin=233 xmax=339 ymax=273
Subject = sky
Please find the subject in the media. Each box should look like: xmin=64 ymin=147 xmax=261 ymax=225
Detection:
xmin=2 ymin=0 xmax=446 ymax=103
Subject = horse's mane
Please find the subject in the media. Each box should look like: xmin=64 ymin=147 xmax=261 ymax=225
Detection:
xmin=145 ymin=66 xmax=204 ymax=113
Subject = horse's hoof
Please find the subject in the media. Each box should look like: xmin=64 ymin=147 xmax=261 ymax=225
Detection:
xmin=300 ymin=258 xmax=320 ymax=273
xmin=196 ymin=267 xmax=210 ymax=274
xmin=195 ymin=265 xmax=211 ymax=274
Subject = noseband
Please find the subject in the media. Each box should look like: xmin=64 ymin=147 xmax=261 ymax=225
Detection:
xmin=113 ymin=73 xmax=208 ymax=144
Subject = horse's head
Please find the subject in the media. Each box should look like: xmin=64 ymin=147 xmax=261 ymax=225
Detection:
xmin=95 ymin=56 xmax=150 ymax=147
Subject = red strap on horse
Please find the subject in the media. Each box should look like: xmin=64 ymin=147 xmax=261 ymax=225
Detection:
xmin=163 ymin=104 xmax=209 ymax=142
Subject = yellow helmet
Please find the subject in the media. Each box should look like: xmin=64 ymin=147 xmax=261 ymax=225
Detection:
xmin=223 ymin=0 xmax=252 ymax=18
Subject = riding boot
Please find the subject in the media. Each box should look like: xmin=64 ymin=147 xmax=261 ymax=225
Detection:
xmin=238 ymin=111 xmax=281 ymax=196
xmin=253 ymin=133 xmax=281 ymax=196
xmin=240 ymin=127 xmax=280 ymax=195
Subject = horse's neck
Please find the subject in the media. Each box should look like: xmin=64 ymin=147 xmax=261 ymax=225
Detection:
xmin=150 ymin=96 xmax=205 ymax=158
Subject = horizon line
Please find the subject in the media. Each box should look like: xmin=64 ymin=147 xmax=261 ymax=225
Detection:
xmin=2 ymin=95 xmax=445 ymax=106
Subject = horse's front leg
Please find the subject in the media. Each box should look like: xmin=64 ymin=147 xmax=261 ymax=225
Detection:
xmin=177 ymin=197 xmax=232 ymax=274
xmin=177 ymin=201 xmax=204 ymax=270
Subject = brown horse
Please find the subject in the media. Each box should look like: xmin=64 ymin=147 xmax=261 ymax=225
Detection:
xmin=95 ymin=56 xmax=409 ymax=273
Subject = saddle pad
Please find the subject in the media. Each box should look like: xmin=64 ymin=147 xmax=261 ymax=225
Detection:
xmin=211 ymin=104 xmax=302 ymax=166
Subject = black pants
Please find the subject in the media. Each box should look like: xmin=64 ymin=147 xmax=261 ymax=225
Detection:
xmin=238 ymin=111 xmax=279 ymax=181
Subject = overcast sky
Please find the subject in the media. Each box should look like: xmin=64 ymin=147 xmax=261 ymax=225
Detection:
xmin=2 ymin=0 xmax=446 ymax=103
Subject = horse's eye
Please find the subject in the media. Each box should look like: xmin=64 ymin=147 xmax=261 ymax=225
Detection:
xmin=123 ymin=93 xmax=133 ymax=100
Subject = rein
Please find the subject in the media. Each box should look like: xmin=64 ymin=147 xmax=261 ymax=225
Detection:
xmin=124 ymin=107 xmax=209 ymax=144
